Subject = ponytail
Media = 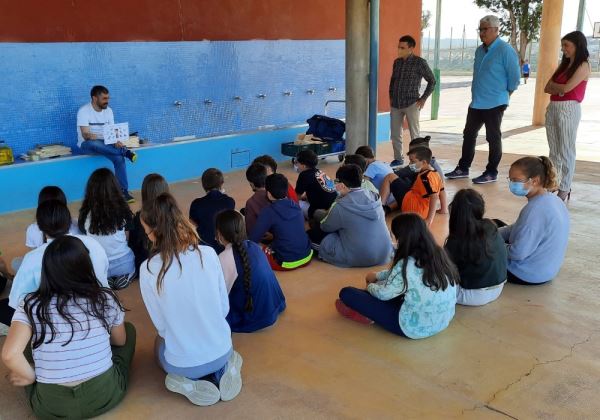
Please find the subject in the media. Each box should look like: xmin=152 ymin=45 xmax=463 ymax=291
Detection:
xmin=539 ymin=156 xmax=558 ymax=190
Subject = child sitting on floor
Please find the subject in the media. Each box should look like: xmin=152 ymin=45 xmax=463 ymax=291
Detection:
xmin=389 ymin=137 xmax=448 ymax=214
xmin=216 ymin=210 xmax=286 ymax=333
xmin=250 ymin=174 xmax=313 ymax=271
xmin=2 ymin=236 xmax=135 ymax=419
xmin=336 ymin=213 xmax=458 ymax=338
xmin=78 ymin=168 xmax=135 ymax=290
xmin=244 ymin=162 xmax=271 ymax=235
xmin=253 ymin=155 xmax=298 ymax=203
xmin=189 ymin=168 xmax=236 ymax=253
xmin=499 ymin=156 xmax=569 ymax=285
xmin=354 ymin=145 xmax=394 ymax=192
xmin=343 ymin=154 xmax=379 ymax=195
xmin=294 ymin=150 xmax=337 ymax=220
xmin=379 ymin=147 xmax=443 ymax=226
xmin=314 ymin=164 xmax=392 ymax=268
xmin=445 ymin=189 xmax=507 ymax=306
xmin=128 ymin=173 xmax=170 ymax=273
xmin=139 ymin=193 xmax=243 ymax=406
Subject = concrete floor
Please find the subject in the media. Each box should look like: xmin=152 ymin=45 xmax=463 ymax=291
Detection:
xmin=1 ymin=80 xmax=600 ymax=419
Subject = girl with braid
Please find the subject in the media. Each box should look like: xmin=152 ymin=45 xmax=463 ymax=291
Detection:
xmin=216 ymin=210 xmax=286 ymax=333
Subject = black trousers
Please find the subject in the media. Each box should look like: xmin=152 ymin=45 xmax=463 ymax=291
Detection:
xmin=458 ymin=105 xmax=507 ymax=176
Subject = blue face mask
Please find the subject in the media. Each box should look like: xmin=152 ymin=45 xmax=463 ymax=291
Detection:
xmin=408 ymin=163 xmax=420 ymax=173
xmin=509 ymin=181 xmax=530 ymax=196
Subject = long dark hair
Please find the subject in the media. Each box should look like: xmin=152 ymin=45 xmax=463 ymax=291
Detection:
xmin=446 ymin=189 xmax=495 ymax=265
xmin=390 ymin=214 xmax=458 ymax=292
xmin=216 ymin=210 xmax=253 ymax=312
xmin=78 ymin=168 xmax=132 ymax=235
xmin=141 ymin=193 xmax=201 ymax=292
xmin=141 ymin=173 xmax=170 ymax=209
xmin=552 ymin=31 xmax=589 ymax=82
xmin=23 ymin=236 xmax=124 ymax=349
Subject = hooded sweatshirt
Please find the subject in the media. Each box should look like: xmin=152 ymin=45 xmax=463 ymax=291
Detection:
xmin=249 ymin=198 xmax=312 ymax=263
xmin=319 ymin=188 xmax=393 ymax=267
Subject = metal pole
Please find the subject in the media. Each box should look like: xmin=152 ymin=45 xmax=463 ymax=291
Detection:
xmin=346 ymin=0 xmax=370 ymax=154
xmin=576 ymin=0 xmax=586 ymax=31
xmin=461 ymin=24 xmax=466 ymax=64
xmin=427 ymin=31 xmax=431 ymax=61
xmin=431 ymin=0 xmax=442 ymax=120
xmin=368 ymin=0 xmax=380 ymax=151
xmin=449 ymin=26 xmax=453 ymax=63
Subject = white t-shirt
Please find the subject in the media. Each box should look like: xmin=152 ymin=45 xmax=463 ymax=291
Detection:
xmin=25 ymin=221 xmax=81 ymax=249
xmin=84 ymin=217 xmax=131 ymax=262
xmin=9 ymin=234 xmax=109 ymax=309
xmin=76 ymin=102 xmax=115 ymax=147
xmin=140 ymin=246 xmax=232 ymax=368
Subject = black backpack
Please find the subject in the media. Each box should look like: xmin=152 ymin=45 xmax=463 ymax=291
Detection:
xmin=306 ymin=115 xmax=345 ymax=142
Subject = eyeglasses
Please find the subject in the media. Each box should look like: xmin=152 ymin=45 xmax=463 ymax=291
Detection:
xmin=334 ymin=179 xmax=340 ymax=183
xmin=506 ymin=177 xmax=530 ymax=183
xmin=477 ymin=26 xmax=497 ymax=33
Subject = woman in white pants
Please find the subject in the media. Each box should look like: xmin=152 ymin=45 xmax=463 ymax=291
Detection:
xmin=544 ymin=31 xmax=590 ymax=202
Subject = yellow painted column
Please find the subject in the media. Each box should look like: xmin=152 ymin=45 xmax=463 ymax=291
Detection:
xmin=532 ymin=0 xmax=564 ymax=125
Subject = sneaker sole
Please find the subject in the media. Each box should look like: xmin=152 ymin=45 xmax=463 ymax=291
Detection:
xmin=472 ymin=179 xmax=498 ymax=184
xmin=445 ymin=174 xmax=469 ymax=179
xmin=165 ymin=374 xmax=220 ymax=406
xmin=219 ymin=351 xmax=243 ymax=401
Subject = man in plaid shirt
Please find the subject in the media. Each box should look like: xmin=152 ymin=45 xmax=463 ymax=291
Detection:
xmin=388 ymin=35 xmax=436 ymax=167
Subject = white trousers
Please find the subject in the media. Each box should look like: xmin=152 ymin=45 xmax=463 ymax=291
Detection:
xmin=456 ymin=283 xmax=504 ymax=306
xmin=545 ymin=100 xmax=581 ymax=192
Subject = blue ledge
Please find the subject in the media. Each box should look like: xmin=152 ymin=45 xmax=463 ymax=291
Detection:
xmin=0 ymin=113 xmax=391 ymax=214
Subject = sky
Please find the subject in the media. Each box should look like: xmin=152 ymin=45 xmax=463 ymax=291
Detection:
xmin=422 ymin=0 xmax=600 ymax=39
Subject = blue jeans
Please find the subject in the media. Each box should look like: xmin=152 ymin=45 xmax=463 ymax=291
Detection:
xmin=79 ymin=140 xmax=129 ymax=192
xmin=107 ymin=249 xmax=135 ymax=278
xmin=339 ymin=287 xmax=405 ymax=336
xmin=157 ymin=337 xmax=232 ymax=381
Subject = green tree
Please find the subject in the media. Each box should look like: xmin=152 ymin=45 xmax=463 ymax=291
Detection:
xmin=422 ymin=10 xmax=432 ymax=33
xmin=474 ymin=0 xmax=542 ymax=63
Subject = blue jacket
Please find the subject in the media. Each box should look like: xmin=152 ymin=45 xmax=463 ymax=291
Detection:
xmin=227 ymin=240 xmax=286 ymax=333
xmin=249 ymin=199 xmax=312 ymax=263
xmin=471 ymin=38 xmax=520 ymax=109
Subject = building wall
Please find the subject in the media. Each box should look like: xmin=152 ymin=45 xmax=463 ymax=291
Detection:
xmin=0 ymin=1 xmax=420 ymax=213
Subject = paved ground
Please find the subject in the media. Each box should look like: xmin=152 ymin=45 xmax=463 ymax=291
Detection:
xmin=0 ymin=75 xmax=599 ymax=419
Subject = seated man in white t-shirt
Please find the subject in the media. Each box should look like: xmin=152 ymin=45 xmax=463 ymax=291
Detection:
xmin=77 ymin=85 xmax=138 ymax=203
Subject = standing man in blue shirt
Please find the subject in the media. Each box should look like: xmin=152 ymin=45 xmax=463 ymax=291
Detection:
xmin=445 ymin=15 xmax=520 ymax=184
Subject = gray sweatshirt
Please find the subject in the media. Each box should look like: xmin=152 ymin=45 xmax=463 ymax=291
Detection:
xmin=319 ymin=189 xmax=393 ymax=268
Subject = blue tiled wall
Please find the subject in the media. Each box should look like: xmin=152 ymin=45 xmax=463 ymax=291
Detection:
xmin=0 ymin=40 xmax=345 ymax=157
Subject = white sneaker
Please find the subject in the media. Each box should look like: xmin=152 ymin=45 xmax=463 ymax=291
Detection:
xmin=165 ymin=374 xmax=220 ymax=406
xmin=219 ymin=350 xmax=243 ymax=401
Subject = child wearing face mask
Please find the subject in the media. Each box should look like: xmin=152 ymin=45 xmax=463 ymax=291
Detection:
xmin=189 ymin=168 xmax=236 ymax=253
xmin=379 ymin=138 xmax=448 ymax=214
xmin=379 ymin=147 xmax=443 ymax=226
xmin=499 ymin=156 xmax=569 ymax=285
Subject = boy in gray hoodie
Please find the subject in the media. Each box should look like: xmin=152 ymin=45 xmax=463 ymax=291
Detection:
xmin=317 ymin=164 xmax=393 ymax=268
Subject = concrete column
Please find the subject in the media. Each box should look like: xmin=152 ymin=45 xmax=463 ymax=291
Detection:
xmin=346 ymin=0 xmax=370 ymax=154
xmin=532 ymin=0 xmax=564 ymax=126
